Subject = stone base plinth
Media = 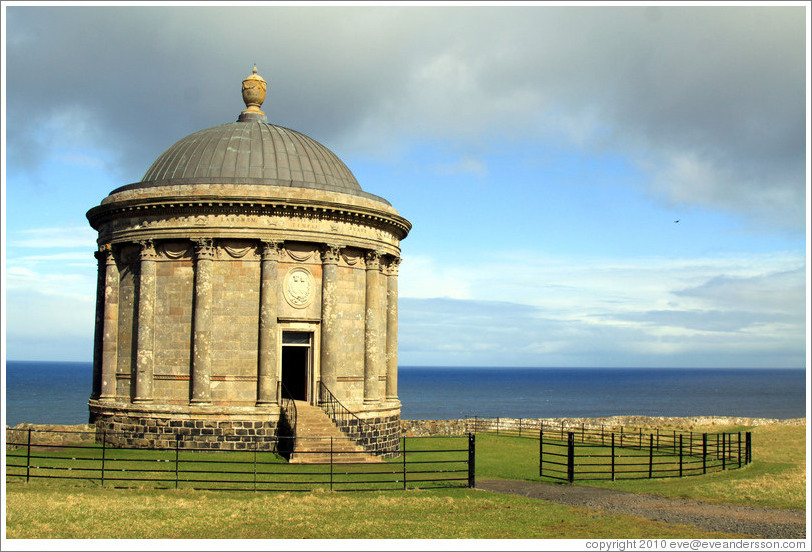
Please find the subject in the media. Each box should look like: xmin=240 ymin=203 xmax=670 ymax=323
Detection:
xmin=338 ymin=404 xmax=402 ymax=458
xmin=89 ymin=401 xmax=281 ymax=451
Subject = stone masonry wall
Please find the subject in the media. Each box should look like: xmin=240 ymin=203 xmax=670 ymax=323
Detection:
xmin=336 ymin=413 xmax=401 ymax=459
xmin=400 ymin=416 xmax=806 ymax=437
xmin=93 ymin=414 xmax=279 ymax=450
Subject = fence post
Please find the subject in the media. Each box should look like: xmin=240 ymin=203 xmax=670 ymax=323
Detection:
xmin=26 ymin=428 xmax=32 ymax=483
xmin=601 ymin=424 xmax=605 ymax=446
xmin=175 ymin=434 xmax=180 ymax=490
xmin=648 ymin=434 xmax=653 ymax=478
xmin=746 ymin=432 xmax=752 ymax=464
xmin=702 ymin=433 xmax=707 ymax=474
xmin=538 ymin=430 xmax=543 ymax=477
xmin=620 ymin=426 xmax=623 ymax=448
xmin=518 ymin=418 xmax=522 ymax=437
xmin=330 ymin=437 xmax=334 ymax=491
xmin=638 ymin=427 xmax=642 ymax=449
xmin=561 ymin=420 xmax=564 ymax=440
xmin=722 ymin=434 xmax=726 ymax=470
xmin=253 ymin=440 xmax=257 ymax=491
xmin=611 ymin=432 xmax=615 ymax=481
xmin=467 ymin=433 xmax=476 ymax=488
xmin=581 ymin=423 xmax=585 ymax=443
xmin=679 ymin=433 xmax=683 ymax=477
xmin=737 ymin=432 xmax=742 ymax=468
xmin=567 ymin=432 xmax=575 ymax=483
xmin=101 ymin=430 xmax=106 ymax=487
xmin=402 ymin=437 xmax=407 ymax=490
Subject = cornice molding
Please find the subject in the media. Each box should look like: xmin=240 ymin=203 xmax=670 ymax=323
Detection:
xmin=87 ymin=196 xmax=411 ymax=240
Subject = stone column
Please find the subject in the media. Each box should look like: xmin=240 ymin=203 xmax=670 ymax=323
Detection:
xmin=91 ymin=247 xmax=106 ymax=400
xmin=364 ymin=251 xmax=383 ymax=404
xmin=133 ymin=239 xmax=156 ymax=404
xmin=191 ymin=238 xmax=214 ymax=405
xmin=257 ymin=240 xmax=281 ymax=405
xmin=100 ymin=245 xmax=120 ymax=401
xmin=320 ymin=244 xmax=342 ymax=396
xmin=385 ymin=257 xmax=401 ymax=401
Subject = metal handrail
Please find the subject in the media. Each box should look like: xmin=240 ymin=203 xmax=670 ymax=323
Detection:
xmin=317 ymin=382 xmax=375 ymax=450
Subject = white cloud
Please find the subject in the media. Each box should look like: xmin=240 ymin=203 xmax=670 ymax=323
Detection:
xmin=397 ymin=249 xmax=806 ymax=367
xmin=11 ymin=226 xmax=97 ymax=250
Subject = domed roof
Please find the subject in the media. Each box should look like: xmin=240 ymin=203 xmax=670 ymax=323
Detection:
xmin=139 ymin=121 xmax=363 ymax=195
xmin=111 ymin=66 xmax=386 ymax=204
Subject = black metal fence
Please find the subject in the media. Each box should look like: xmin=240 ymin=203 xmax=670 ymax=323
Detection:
xmin=6 ymin=428 xmax=474 ymax=492
xmin=539 ymin=429 xmax=751 ymax=481
xmin=467 ymin=417 xmax=751 ymax=482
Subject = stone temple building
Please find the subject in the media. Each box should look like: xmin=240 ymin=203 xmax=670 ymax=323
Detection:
xmin=86 ymin=67 xmax=410 ymax=456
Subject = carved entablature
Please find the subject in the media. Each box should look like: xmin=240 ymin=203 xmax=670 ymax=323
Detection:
xmin=89 ymin=199 xmax=411 ymax=249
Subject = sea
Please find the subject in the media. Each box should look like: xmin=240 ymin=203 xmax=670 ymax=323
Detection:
xmin=3 ymin=361 xmax=807 ymax=427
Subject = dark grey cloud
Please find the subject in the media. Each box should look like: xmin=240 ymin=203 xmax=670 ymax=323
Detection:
xmin=6 ymin=5 xmax=807 ymax=229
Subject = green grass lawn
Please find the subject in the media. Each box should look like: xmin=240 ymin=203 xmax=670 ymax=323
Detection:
xmin=4 ymin=484 xmax=742 ymax=539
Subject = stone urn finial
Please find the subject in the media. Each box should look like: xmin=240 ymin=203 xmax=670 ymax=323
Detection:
xmin=239 ymin=65 xmax=267 ymax=121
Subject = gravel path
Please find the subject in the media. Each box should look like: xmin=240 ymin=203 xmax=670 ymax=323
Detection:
xmin=476 ymin=479 xmax=807 ymax=539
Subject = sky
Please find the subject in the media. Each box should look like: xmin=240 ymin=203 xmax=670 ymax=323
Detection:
xmin=1 ymin=3 xmax=810 ymax=369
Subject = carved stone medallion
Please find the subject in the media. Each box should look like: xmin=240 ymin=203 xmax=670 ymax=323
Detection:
xmin=283 ymin=267 xmax=314 ymax=309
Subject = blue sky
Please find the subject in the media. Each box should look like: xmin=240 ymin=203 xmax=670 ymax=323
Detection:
xmin=2 ymin=4 xmax=809 ymax=368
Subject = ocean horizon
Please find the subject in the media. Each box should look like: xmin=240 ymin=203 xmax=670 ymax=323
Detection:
xmin=3 ymin=361 xmax=807 ymax=427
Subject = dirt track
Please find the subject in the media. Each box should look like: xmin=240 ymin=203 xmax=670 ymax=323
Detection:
xmin=476 ymin=478 xmax=807 ymax=539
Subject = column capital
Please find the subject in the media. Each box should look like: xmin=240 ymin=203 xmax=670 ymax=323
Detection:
xmin=365 ymin=250 xmax=383 ymax=270
xmin=194 ymin=237 xmax=215 ymax=260
xmin=95 ymin=243 xmax=116 ymax=264
xmin=383 ymin=256 xmax=402 ymax=276
xmin=322 ymin=243 xmax=343 ymax=265
xmin=138 ymin=239 xmax=157 ymax=260
xmin=260 ymin=240 xmax=283 ymax=261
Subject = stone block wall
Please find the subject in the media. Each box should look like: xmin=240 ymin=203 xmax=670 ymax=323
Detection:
xmin=116 ymin=249 xmax=138 ymax=400
xmin=93 ymin=414 xmax=279 ymax=451
xmin=335 ymin=412 xmax=402 ymax=459
xmin=332 ymin=256 xmax=366 ymax=404
xmin=154 ymin=254 xmax=194 ymax=402
xmin=211 ymin=256 xmax=260 ymax=404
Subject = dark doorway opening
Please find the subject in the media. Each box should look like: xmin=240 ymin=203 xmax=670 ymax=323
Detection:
xmin=281 ymin=346 xmax=309 ymax=401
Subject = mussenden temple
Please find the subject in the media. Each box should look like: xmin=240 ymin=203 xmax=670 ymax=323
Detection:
xmin=86 ymin=67 xmax=411 ymax=459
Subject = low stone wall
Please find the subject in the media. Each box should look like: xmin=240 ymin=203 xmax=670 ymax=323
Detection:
xmin=400 ymin=416 xmax=805 ymax=437
xmin=6 ymin=424 xmax=97 ymax=446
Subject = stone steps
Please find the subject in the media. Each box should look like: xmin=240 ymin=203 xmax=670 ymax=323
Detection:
xmin=289 ymin=401 xmax=382 ymax=464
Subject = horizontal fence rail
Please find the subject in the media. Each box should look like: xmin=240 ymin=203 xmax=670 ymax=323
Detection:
xmin=465 ymin=417 xmax=751 ymax=482
xmin=6 ymin=428 xmax=474 ymax=492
